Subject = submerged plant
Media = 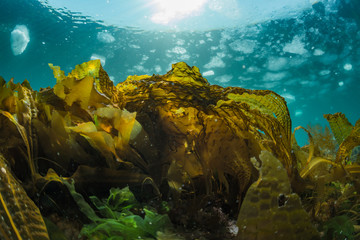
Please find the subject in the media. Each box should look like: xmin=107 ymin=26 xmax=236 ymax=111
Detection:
xmin=64 ymin=180 xmax=174 ymax=239
xmin=236 ymin=151 xmax=320 ymax=240
xmin=1 ymin=60 xmax=360 ymax=239
xmin=320 ymin=215 xmax=355 ymax=240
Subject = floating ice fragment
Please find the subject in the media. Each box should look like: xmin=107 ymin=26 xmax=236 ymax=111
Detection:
xmin=283 ymin=35 xmax=307 ymax=55
xmin=129 ymin=44 xmax=140 ymax=49
xmin=141 ymin=55 xmax=149 ymax=61
xmin=247 ymin=66 xmax=261 ymax=73
xmin=319 ymin=69 xmax=330 ymax=76
xmin=204 ymin=56 xmax=225 ymax=68
xmin=90 ymin=54 xmax=106 ymax=66
xmin=203 ymin=70 xmax=215 ymax=76
xmin=313 ymin=49 xmax=324 ymax=56
xmin=97 ymin=31 xmax=115 ymax=43
xmin=229 ymin=39 xmax=256 ymax=54
xmin=343 ymin=63 xmax=352 ymax=71
xmin=10 ymin=25 xmax=30 ymax=56
xmin=133 ymin=65 xmax=146 ymax=72
xmin=169 ymin=46 xmax=187 ymax=54
xmin=263 ymin=72 xmax=288 ymax=81
xmin=154 ymin=65 xmax=162 ymax=73
xmin=338 ymin=81 xmax=344 ymax=87
xmin=266 ymin=57 xmax=288 ymax=71
xmin=280 ymin=92 xmax=295 ymax=104
xmin=215 ymin=74 xmax=232 ymax=83
xmin=176 ymin=39 xmax=185 ymax=45
xmin=294 ymin=109 xmax=303 ymax=116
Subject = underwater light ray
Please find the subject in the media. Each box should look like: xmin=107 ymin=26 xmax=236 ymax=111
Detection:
xmin=150 ymin=0 xmax=208 ymax=24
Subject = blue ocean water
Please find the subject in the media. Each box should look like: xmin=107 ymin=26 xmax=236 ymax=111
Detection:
xmin=0 ymin=0 xmax=359 ymax=146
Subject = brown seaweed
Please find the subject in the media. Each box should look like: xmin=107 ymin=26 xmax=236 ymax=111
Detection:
xmin=0 ymin=153 xmax=49 ymax=240
xmin=1 ymin=60 xmax=359 ymax=239
xmin=115 ymin=61 xmax=294 ymax=198
xmin=236 ymin=151 xmax=320 ymax=240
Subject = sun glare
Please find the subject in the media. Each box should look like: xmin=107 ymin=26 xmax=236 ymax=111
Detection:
xmin=151 ymin=0 xmax=207 ymax=25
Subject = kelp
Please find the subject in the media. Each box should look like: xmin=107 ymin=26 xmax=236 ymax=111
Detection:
xmin=299 ymin=113 xmax=360 ymax=180
xmin=116 ymin=61 xmax=293 ymax=198
xmin=0 ymin=81 xmax=50 ymax=239
xmin=291 ymin=115 xmax=360 ymax=238
xmin=306 ymin=124 xmax=337 ymax=158
xmin=1 ymin=60 xmax=360 ymax=239
xmin=324 ymin=113 xmax=360 ymax=164
xmin=0 ymin=61 xmax=153 ymax=239
xmin=324 ymin=113 xmax=353 ymax=146
xmin=0 ymin=153 xmax=49 ymax=240
xmin=38 ymin=60 xmax=146 ymax=172
xmin=236 ymin=151 xmax=320 ymax=240
xmin=49 ymin=59 xmax=120 ymax=103
xmin=0 ymin=79 xmax=38 ymax=180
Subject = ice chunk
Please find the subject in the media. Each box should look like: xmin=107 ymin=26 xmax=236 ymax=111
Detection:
xmin=229 ymin=39 xmax=256 ymax=54
xmin=247 ymin=66 xmax=261 ymax=73
xmin=263 ymin=72 xmax=288 ymax=81
xmin=343 ymin=63 xmax=352 ymax=71
xmin=215 ymin=74 xmax=232 ymax=83
xmin=280 ymin=92 xmax=295 ymax=104
xmin=288 ymin=56 xmax=306 ymax=67
xmin=294 ymin=109 xmax=303 ymax=116
xmin=283 ymin=35 xmax=307 ymax=55
xmin=204 ymin=56 xmax=225 ymax=68
xmin=176 ymin=39 xmax=185 ymax=45
xmin=313 ymin=49 xmax=324 ymax=56
xmin=203 ymin=70 xmax=215 ymax=76
xmin=97 ymin=31 xmax=115 ymax=43
xmin=266 ymin=57 xmax=288 ymax=71
xmin=90 ymin=54 xmax=106 ymax=66
xmin=141 ymin=55 xmax=149 ymax=61
xmin=133 ymin=65 xmax=146 ymax=72
xmin=154 ymin=65 xmax=162 ymax=73
xmin=319 ymin=69 xmax=330 ymax=76
xmin=169 ymin=46 xmax=187 ymax=54
xmin=129 ymin=44 xmax=140 ymax=49
xmin=10 ymin=25 xmax=30 ymax=56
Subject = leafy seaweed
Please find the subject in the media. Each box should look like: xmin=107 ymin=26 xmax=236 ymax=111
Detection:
xmin=321 ymin=215 xmax=355 ymax=240
xmin=64 ymin=180 xmax=172 ymax=239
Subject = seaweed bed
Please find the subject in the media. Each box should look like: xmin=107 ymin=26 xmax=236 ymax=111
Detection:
xmin=0 ymin=60 xmax=360 ymax=240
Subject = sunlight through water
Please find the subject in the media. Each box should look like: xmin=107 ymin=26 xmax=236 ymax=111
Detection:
xmin=150 ymin=0 xmax=207 ymax=24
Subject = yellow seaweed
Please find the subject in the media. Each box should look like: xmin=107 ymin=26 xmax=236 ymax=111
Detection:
xmin=324 ymin=112 xmax=353 ymax=146
xmin=0 ymin=154 xmax=49 ymax=240
xmin=50 ymin=60 xmax=120 ymax=103
xmin=336 ymin=119 xmax=360 ymax=164
xmin=292 ymin=126 xmax=315 ymax=166
xmin=236 ymin=151 xmax=320 ymax=240
xmin=115 ymin=61 xmax=294 ymax=198
xmin=6 ymin=60 xmax=357 ymax=239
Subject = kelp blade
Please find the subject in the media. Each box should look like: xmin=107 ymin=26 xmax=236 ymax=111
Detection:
xmin=0 ymin=154 xmax=49 ymax=240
